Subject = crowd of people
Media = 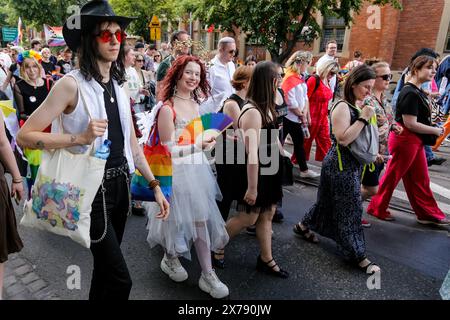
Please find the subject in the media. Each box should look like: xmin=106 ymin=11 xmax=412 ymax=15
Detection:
xmin=1 ymin=0 xmax=450 ymax=300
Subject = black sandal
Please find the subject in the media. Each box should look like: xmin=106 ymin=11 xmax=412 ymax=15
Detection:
xmin=293 ymin=223 xmax=319 ymax=243
xmin=256 ymin=255 xmax=289 ymax=279
xmin=211 ymin=251 xmax=225 ymax=269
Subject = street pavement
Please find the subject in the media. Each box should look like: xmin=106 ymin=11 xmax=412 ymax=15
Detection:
xmin=3 ymin=143 xmax=450 ymax=300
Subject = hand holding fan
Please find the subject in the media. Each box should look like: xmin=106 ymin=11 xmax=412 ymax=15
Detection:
xmin=177 ymin=113 xmax=234 ymax=146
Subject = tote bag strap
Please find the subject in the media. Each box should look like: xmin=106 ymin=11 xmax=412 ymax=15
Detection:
xmin=150 ymin=98 xmax=176 ymax=146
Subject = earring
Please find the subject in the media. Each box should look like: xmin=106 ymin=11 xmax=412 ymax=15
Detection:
xmin=173 ymin=85 xmax=178 ymax=96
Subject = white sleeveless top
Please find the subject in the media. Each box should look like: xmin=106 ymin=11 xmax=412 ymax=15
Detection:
xmin=52 ymin=70 xmax=135 ymax=173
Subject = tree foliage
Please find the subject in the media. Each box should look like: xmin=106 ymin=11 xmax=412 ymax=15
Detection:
xmin=190 ymin=0 xmax=402 ymax=62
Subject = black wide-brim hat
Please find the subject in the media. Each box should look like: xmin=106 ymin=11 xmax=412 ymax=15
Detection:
xmin=63 ymin=0 xmax=136 ymax=52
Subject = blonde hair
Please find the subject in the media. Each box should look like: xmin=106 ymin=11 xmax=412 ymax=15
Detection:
xmin=317 ymin=60 xmax=339 ymax=79
xmin=19 ymin=57 xmax=43 ymax=81
xmin=371 ymin=61 xmax=390 ymax=74
xmin=285 ymin=51 xmax=312 ymax=74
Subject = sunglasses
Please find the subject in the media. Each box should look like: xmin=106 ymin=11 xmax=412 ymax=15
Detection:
xmin=154 ymin=55 xmax=161 ymax=57
xmin=378 ymin=74 xmax=393 ymax=81
xmin=97 ymin=30 xmax=127 ymax=43
xmin=277 ymin=73 xmax=285 ymax=79
xmin=135 ymin=59 xmax=144 ymax=62
xmin=228 ymin=50 xmax=237 ymax=56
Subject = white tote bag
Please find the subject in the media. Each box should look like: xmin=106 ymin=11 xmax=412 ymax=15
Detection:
xmin=21 ymin=81 xmax=105 ymax=248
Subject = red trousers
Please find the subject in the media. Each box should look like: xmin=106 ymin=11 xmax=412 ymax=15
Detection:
xmin=367 ymin=126 xmax=445 ymax=220
xmin=304 ymin=118 xmax=331 ymax=161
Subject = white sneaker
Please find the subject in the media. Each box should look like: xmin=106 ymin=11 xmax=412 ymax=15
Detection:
xmin=300 ymin=170 xmax=320 ymax=178
xmin=198 ymin=270 xmax=229 ymax=299
xmin=160 ymin=254 xmax=188 ymax=282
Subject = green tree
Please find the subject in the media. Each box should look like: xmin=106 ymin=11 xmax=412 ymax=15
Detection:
xmin=111 ymin=0 xmax=198 ymax=42
xmin=4 ymin=0 xmax=89 ymax=29
xmin=190 ymin=0 xmax=402 ymax=63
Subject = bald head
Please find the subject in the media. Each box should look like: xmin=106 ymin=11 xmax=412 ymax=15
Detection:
xmin=218 ymin=37 xmax=236 ymax=63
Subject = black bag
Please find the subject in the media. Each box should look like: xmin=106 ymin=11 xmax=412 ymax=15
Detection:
xmin=281 ymin=156 xmax=294 ymax=186
xmin=421 ymin=129 xmax=438 ymax=146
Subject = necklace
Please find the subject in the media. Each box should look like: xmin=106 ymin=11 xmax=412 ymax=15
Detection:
xmin=174 ymin=94 xmax=191 ymax=101
xmin=101 ymin=80 xmax=115 ymax=103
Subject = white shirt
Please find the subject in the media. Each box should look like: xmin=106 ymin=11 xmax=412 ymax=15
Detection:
xmin=124 ymin=66 xmax=141 ymax=103
xmin=200 ymin=56 xmax=235 ymax=114
xmin=54 ymin=70 xmax=135 ymax=174
xmin=316 ymin=54 xmax=338 ymax=94
xmin=285 ymin=82 xmax=308 ymax=123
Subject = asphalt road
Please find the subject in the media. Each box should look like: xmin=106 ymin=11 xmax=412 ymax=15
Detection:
xmin=14 ymin=180 xmax=449 ymax=300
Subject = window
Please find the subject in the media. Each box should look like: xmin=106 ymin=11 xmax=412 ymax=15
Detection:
xmin=445 ymin=23 xmax=450 ymax=52
xmin=213 ymin=32 xmax=220 ymax=49
xmin=320 ymin=15 xmax=345 ymax=52
xmin=200 ymin=31 xmax=208 ymax=49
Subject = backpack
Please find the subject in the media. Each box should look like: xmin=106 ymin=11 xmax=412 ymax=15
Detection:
xmin=304 ymin=73 xmax=321 ymax=96
xmin=331 ymin=100 xmax=379 ymax=168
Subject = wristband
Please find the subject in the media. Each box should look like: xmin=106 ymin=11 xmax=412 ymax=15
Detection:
xmin=357 ymin=117 xmax=369 ymax=126
xmin=149 ymin=179 xmax=160 ymax=190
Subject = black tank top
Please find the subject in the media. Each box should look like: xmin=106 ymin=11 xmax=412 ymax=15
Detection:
xmin=99 ymin=79 xmax=125 ymax=169
xmin=216 ymin=94 xmax=246 ymax=165
xmin=219 ymin=93 xmax=246 ymax=113
xmin=16 ymin=79 xmax=52 ymax=116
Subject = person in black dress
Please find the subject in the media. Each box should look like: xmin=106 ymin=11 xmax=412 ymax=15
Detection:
xmin=222 ymin=61 xmax=289 ymax=278
xmin=213 ymin=65 xmax=253 ymax=268
xmin=294 ymin=65 xmax=381 ymax=274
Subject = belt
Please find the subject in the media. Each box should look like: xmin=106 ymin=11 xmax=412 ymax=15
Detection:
xmin=104 ymin=162 xmax=129 ymax=180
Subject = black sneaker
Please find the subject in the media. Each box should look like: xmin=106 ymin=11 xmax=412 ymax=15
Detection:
xmin=432 ymin=157 xmax=447 ymax=166
xmin=272 ymin=210 xmax=284 ymax=223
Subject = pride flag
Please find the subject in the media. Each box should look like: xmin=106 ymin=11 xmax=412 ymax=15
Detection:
xmin=44 ymin=25 xmax=66 ymax=47
xmin=0 ymin=100 xmax=20 ymax=148
xmin=11 ymin=17 xmax=23 ymax=46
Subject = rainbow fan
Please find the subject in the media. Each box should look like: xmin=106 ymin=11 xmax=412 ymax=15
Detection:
xmin=177 ymin=113 xmax=233 ymax=145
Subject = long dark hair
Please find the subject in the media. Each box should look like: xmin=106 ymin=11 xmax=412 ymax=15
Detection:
xmin=160 ymin=55 xmax=210 ymax=104
xmin=78 ymin=21 xmax=126 ymax=85
xmin=246 ymin=61 xmax=277 ymax=125
xmin=344 ymin=64 xmax=376 ymax=106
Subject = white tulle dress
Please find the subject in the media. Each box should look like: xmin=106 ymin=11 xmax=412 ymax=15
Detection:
xmin=144 ymin=116 xmax=229 ymax=260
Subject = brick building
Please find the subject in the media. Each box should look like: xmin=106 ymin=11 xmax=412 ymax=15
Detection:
xmin=187 ymin=0 xmax=450 ymax=71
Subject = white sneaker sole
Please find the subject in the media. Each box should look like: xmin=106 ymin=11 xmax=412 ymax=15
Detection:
xmin=417 ymin=219 xmax=450 ymax=226
xmin=160 ymin=259 xmax=188 ymax=282
xmin=199 ymin=278 xmax=229 ymax=299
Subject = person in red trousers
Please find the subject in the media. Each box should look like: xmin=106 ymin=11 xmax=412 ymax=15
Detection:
xmin=367 ymin=55 xmax=449 ymax=226
xmin=304 ymin=59 xmax=338 ymax=161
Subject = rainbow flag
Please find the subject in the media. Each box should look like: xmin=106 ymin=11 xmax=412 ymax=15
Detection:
xmin=44 ymin=25 xmax=66 ymax=47
xmin=11 ymin=17 xmax=23 ymax=46
xmin=24 ymin=147 xmax=42 ymax=199
xmin=0 ymin=100 xmax=21 ymax=152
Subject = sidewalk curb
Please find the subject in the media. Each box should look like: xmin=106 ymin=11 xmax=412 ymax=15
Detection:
xmin=3 ymin=253 xmax=60 ymax=300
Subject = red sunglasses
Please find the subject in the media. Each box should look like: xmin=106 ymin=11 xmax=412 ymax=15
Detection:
xmin=97 ymin=30 xmax=127 ymax=43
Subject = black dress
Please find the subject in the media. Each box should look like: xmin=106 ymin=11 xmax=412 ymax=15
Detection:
xmin=15 ymin=79 xmax=52 ymax=116
xmin=236 ymin=107 xmax=283 ymax=214
xmin=301 ymin=104 xmax=366 ymax=262
xmin=0 ymin=162 xmax=23 ymax=263
xmin=215 ymin=94 xmax=247 ymax=220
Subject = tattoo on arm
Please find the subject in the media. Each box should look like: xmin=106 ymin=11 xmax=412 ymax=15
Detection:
xmin=36 ymin=140 xmax=45 ymax=150
xmin=70 ymin=135 xmax=77 ymax=144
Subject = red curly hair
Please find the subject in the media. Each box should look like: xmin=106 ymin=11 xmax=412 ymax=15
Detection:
xmin=160 ymin=55 xmax=211 ymax=104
